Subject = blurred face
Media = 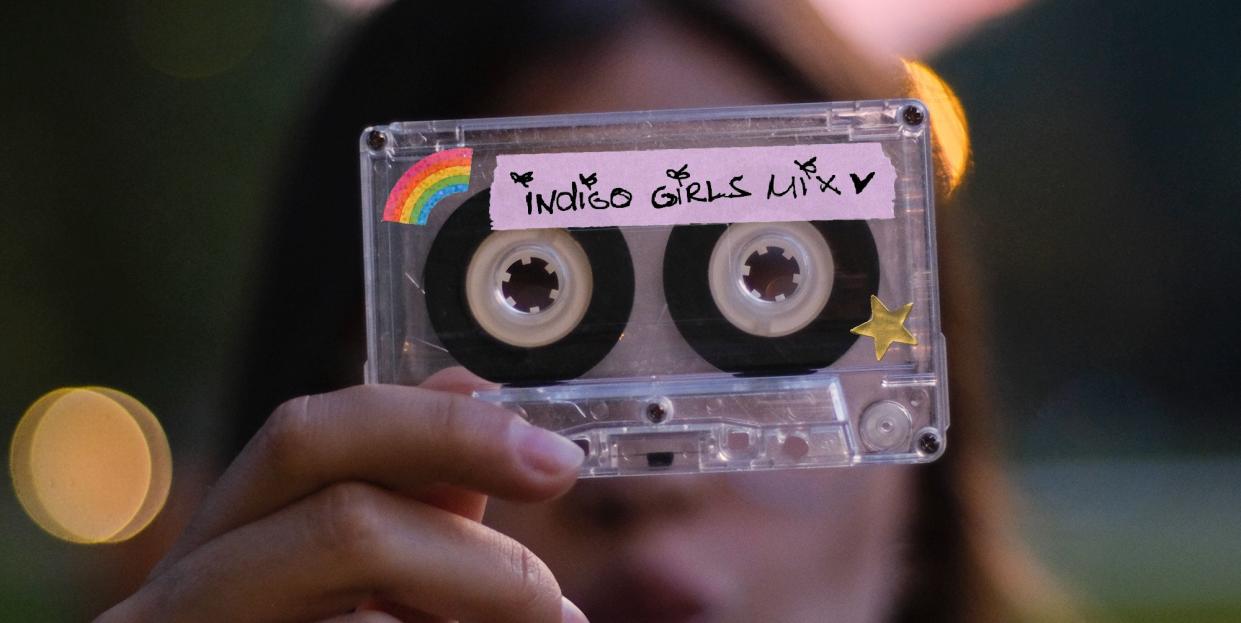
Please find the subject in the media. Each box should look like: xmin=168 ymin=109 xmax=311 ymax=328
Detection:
xmin=490 ymin=470 xmax=913 ymax=623
xmin=483 ymin=10 xmax=917 ymax=623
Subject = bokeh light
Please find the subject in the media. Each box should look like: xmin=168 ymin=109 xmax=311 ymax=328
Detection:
xmin=903 ymin=59 xmax=971 ymax=195
xmin=10 ymin=387 xmax=171 ymax=544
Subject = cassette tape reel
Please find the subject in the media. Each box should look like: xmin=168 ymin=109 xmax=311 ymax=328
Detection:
xmin=423 ymin=189 xmax=634 ymax=383
xmin=361 ymin=100 xmax=948 ymax=476
xmin=663 ymin=220 xmax=879 ymax=375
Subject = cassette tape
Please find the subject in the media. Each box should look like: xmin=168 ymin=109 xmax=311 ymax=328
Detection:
xmin=360 ymin=100 xmax=948 ymax=476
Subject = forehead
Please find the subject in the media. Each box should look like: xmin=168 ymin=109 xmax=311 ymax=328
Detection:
xmin=496 ymin=8 xmax=793 ymax=115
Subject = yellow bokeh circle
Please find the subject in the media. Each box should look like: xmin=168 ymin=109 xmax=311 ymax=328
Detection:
xmin=10 ymin=387 xmax=171 ymax=544
xmin=903 ymin=59 xmax=971 ymax=195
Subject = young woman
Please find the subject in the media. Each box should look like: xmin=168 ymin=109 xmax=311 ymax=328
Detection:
xmin=100 ymin=2 xmax=1059 ymax=621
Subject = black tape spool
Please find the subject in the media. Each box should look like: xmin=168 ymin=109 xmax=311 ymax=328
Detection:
xmin=424 ymin=190 xmax=634 ymax=383
xmin=663 ymin=221 xmax=880 ymax=375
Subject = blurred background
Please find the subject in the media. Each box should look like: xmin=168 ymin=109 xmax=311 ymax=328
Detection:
xmin=2 ymin=0 xmax=1239 ymax=621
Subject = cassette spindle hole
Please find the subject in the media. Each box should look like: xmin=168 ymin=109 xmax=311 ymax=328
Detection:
xmin=500 ymin=256 xmax=559 ymax=314
xmin=701 ymin=222 xmax=836 ymax=340
xmin=782 ymin=434 xmax=810 ymax=460
xmin=742 ymin=246 xmax=801 ymax=302
xmin=726 ymin=431 xmax=751 ymax=452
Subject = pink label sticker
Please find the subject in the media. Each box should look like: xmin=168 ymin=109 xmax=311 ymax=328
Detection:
xmin=488 ymin=143 xmax=895 ymax=230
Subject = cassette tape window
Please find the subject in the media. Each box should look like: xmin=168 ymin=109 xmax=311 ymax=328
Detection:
xmin=217 ymin=2 xmax=1061 ymax=623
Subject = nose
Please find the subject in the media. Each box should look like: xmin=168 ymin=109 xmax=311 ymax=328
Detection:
xmin=565 ymin=486 xmax=734 ymax=623
xmin=563 ymin=473 xmax=725 ymax=533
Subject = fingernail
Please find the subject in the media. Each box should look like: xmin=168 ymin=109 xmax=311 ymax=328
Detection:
xmin=561 ymin=596 xmax=590 ymax=623
xmin=512 ymin=420 xmax=584 ymax=475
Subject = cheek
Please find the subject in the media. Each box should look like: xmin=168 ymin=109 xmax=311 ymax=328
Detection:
xmin=719 ymin=468 xmax=916 ymax=619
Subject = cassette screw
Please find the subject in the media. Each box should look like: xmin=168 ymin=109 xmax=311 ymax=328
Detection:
xmin=902 ymin=105 xmax=925 ymax=126
xmin=366 ymin=129 xmax=387 ymax=151
xmin=917 ymin=431 xmax=941 ymax=455
xmin=646 ymin=402 xmax=667 ymax=424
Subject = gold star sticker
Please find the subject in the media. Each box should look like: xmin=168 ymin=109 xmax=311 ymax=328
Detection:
xmin=851 ymin=295 xmax=917 ymax=360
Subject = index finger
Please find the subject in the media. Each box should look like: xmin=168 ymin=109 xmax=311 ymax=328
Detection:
xmin=161 ymin=383 xmax=583 ymax=569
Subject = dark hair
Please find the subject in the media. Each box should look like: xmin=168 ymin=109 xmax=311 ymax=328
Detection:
xmin=233 ymin=2 xmax=1061 ymax=621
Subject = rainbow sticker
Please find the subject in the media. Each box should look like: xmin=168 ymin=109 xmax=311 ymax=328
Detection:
xmin=382 ymin=147 xmax=473 ymax=224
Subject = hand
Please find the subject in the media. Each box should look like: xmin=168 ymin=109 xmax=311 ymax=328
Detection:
xmin=95 ymin=368 xmax=589 ymax=623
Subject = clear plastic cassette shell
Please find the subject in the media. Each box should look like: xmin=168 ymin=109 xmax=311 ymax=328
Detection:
xmin=361 ymin=101 xmax=948 ymax=477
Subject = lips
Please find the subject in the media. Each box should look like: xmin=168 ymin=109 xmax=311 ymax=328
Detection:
xmin=576 ymin=571 xmax=712 ymax=623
